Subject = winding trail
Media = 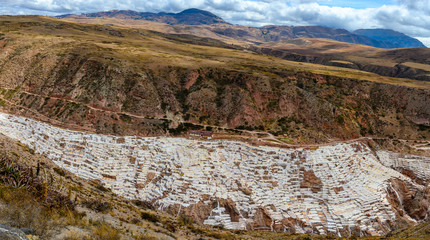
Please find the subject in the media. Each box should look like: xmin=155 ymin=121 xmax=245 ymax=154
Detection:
xmin=0 ymin=86 xmax=428 ymax=150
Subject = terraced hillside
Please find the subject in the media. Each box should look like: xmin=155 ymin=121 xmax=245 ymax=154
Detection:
xmin=2 ymin=115 xmax=429 ymax=240
xmin=0 ymin=121 xmax=329 ymax=240
xmin=1 ymin=112 xmax=430 ymax=237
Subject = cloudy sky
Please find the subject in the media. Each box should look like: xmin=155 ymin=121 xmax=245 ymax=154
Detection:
xmin=0 ymin=0 xmax=429 ymax=46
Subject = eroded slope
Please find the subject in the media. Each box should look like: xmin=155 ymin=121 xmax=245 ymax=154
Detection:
xmin=0 ymin=16 xmax=429 ymax=144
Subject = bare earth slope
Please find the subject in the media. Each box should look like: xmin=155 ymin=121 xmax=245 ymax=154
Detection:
xmin=0 ymin=16 xmax=429 ymax=145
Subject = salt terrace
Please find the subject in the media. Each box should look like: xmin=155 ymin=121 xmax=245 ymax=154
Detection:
xmin=0 ymin=112 xmax=428 ymax=236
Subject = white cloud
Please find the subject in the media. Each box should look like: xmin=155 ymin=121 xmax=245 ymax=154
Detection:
xmin=0 ymin=0 xmax=429 ymax=45
xmin=396 ymin=0 xmax=430 ymax=12
xmin=416 ymin=37 xmax=430 ymax=47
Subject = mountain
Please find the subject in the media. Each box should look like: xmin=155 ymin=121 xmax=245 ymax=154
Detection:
xmin=211 ymin=24 xmax=390 ymax=46
xmin=57 ymin=10 xmax=430 ymax=81
xmin=59 ymin=8 xmax=424 ymax=49
xmin=60 ymin=8 xmax=227 ymax=25
xmin=354 ymin=29 xmax=426 ymax=48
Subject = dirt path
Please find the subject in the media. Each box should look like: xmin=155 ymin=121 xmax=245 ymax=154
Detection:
xmin=0 ymin=87 xmax=423 ymax=150
xmin=1 ymin=87 xmax=276 ymax=137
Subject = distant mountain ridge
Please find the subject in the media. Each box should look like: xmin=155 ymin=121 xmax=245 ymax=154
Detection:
xmin=354 ymin=29 xmax=426 ymax=48
xmin=59 ymin=8 xmax=426 ymax=49
xmin=215 ymin=25 xmax=397 ymax=48
xmin=59 ymin=8 xmax=227 ymax=25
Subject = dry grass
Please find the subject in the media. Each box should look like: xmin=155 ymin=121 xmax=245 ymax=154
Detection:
xmin=91 ymin=221 xmax=122 ymax=240
xmin=330 ymin=60 xmax=354 ymax=65
xmin=62 ymin=17 xmax=248 ymax=46
xmin=135 ymin=233 xmax=159 ymax=240
xmin=402 ymin=62 xmax=430 ymax=71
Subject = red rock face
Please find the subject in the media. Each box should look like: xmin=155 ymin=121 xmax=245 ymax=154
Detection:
xmin=387 ymin=178 xmax=430 ymax=222
xmin=252 ymin=207 xmax=273 ymax=230
xmin=218 ymin=199 xmax=241 ymax=223
xmin=181 ymin=202 xmax=213 ymax=224
xmin=300 ymin=169 xmax=323 ymax=193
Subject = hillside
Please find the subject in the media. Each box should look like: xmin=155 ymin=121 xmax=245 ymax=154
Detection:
xmin=0 ymin=130 xmax=330 ymax=240
xmin=59 ymin=13 xmax=430 ymax=81
xmin=255 ymin=38 xmax=430 ymax=81
xmin=0 ymin=16 xmax=429 ymax=145
xmin=1 ymin=128 xmax=429 ymax=239
xmin=60 ymin=8 xmax=426 ymax=49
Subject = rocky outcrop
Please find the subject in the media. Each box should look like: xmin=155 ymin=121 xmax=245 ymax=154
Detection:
xmin=300 ymin=169 xmax=322 ymax=193
xmin=0 ymin=224 xmax=29 ymax=240
xmin=390 ymin=179 xmax=430 ymax=221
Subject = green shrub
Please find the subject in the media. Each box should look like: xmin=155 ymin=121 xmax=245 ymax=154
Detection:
xmin=141 ymin=211 xmax=159 ymax=223
xmin=95 ymin=184 xmax=110 ymax=192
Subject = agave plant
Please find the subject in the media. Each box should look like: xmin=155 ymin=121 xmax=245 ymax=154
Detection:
xmin=0 ymin=155 xmax=75 ymax=210
xmin=0 ymin=156 xmax=34 ymax=188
